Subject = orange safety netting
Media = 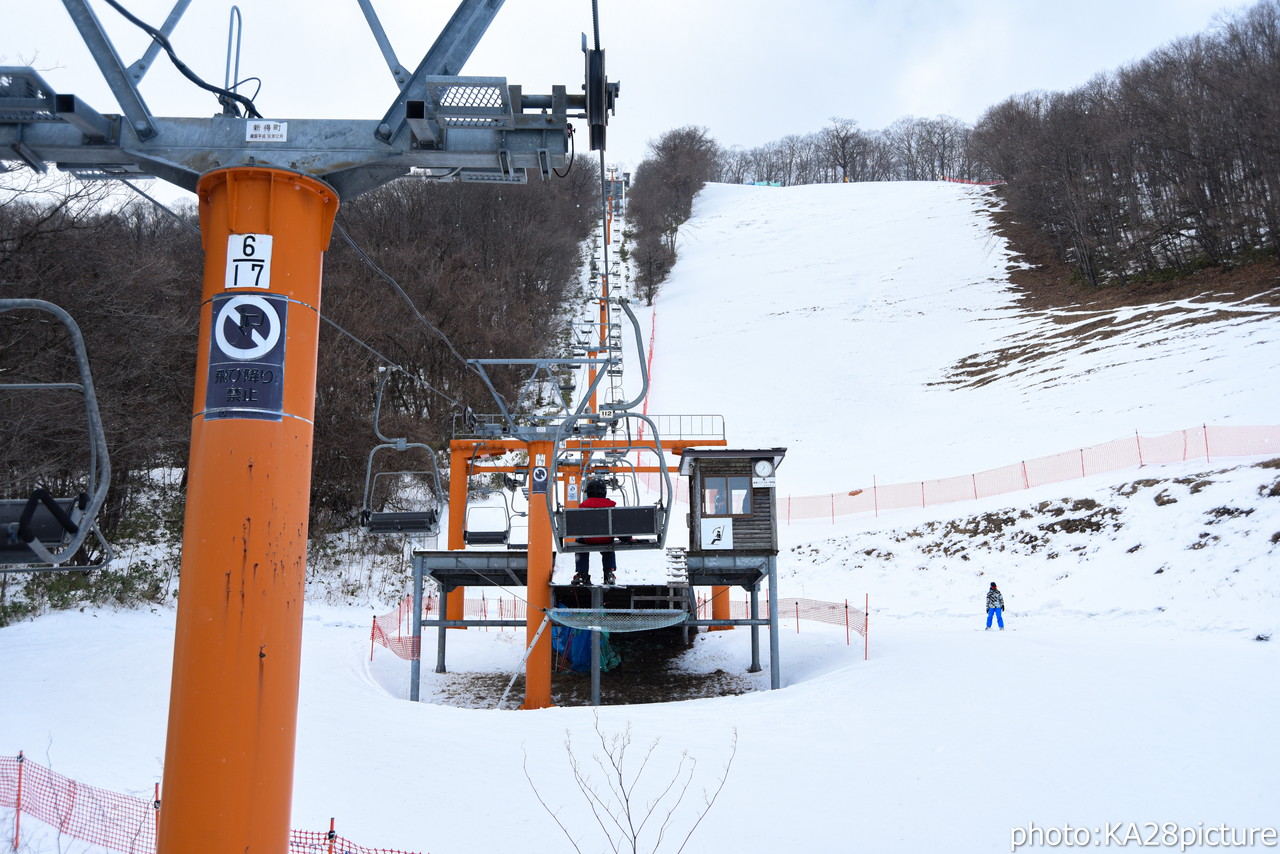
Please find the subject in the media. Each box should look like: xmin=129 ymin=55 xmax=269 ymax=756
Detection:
xmin=373 ymin=591 xmax=870 ymax=657
xmin=784 ymin=424 xmax=1280 ymax=523
xmin=632 ymin=425 xmax=1277 ymax=523
xmin=370 ymin=593 xmax=431 ymax=661
xmin=1 ymin=753 xmax=155 ymax=854
xmin=1 ymin=753 xmax=424 ymax=854
xmin=696 ymin=593 xmax=869 ymax=640
xmin=290 ymin=829 xmax=421 ymax=854
xmin=371 ymin=592 xmax=535 ymax=661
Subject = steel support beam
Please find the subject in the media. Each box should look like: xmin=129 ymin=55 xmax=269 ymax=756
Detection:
xmin=60 ymin=0 xmax=156 ymax=139
xmin=378 ymin=0 xmax=507 ymax=141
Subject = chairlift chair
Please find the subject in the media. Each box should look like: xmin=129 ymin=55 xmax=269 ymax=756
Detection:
xmin=0 ymin=299 xmax=113 ymax=571
xmin=460 ymin=446 xmax=526 ymax=546
xmin=548 ymin=412 xmax=673 ymax=554
xmin=463 ymin=499 xmax=511 ymax=546
xmin=360 ymin=453 xmax=442 ymax=535
xmin=358 ymin=370 xmax=443 ymax=536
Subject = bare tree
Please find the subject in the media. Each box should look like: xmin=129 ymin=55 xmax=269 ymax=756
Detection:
xmin=627 ymin=127 xmax=720 ymax=301
xmin=525 ymin=715 xmax=737 ymax=854
xmin=969 ymin=0 xmax=1280 ymax=286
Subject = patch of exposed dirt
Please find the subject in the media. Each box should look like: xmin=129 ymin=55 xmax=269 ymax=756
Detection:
xmin=844 ymin=462 xmax=1280 ymax=574
xmin=934 ymin=194 xmax=1280 ymax=390
xmin=986 ymin=194 xmax=1280 ymax=314
xmin=430 ymin=630 xmax=760 ymax=709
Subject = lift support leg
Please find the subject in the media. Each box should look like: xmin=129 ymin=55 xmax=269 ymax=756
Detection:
xmin=158 ymin=168 xmax=337 ymax=854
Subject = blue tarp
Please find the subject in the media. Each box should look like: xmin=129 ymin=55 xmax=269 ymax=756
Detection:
xmin=552 ymin=625 xmax=621 ymax=672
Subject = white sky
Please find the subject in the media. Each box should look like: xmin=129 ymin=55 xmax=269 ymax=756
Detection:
xmin=6 ymin=0 xmax=1242 ymax=193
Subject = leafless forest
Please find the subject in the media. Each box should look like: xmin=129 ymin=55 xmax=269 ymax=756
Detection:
xmin=2 ymin=0 xmax=1276 ymax=616
xmin=0 ymin=168 xmax=597 ymax=546
xmin=630 ymin=0 xmax=1279 ymax=289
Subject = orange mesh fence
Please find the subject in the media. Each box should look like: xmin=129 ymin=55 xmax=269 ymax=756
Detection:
xmin=375 ymin=589 xmax=871 ymax=657
xmin=371 ymin=592 xmax=532 ymax=661
xmin=2 ymin=753 xmax=424 ymax=854
xmin=469 ymin=592 xmax=528 ymax=624
xmin=1 ymin=752 xmax=155 ymax=854
xmin=780 ymin=598 xmax=869 ymax=637
xmin=696 ymin=593 xmax=869 ymax=656
xmin=370 ymin=594 xmax=430 ymax=661
xmin=785 ymin=424 xmax=1280 ymax=523
xmin=290 ymin=827 xmax=421 ymax=854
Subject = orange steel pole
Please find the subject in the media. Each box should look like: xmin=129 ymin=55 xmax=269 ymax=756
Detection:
xmin=157 ymin=167 xmax=336 ymax=854
xmin=522 ymin=440 xmax=555 ymax=709
xmin=448 ymin=445 xmax=469 ymax=551
xmin=446 ymin=444 xmax=468 ymax=623
xmin=710 ymin=584 xmax=731 ymax=631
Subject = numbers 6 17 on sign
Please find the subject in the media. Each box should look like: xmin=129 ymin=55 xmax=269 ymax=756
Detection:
xmin=225 ymin=233 xmax=274 ymax=290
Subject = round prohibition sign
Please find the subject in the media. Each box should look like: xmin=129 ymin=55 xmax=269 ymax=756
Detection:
xmin=214 ymin=295 xmax=282 ymax=361
xmin=531 ymin=466 xmax=548 ymax=486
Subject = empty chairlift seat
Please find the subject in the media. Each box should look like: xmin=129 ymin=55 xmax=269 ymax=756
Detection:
xmin=463 ymin=504 xmax=510 ymax=546
xmin=1 ymin=490 xmax=93 ymax=565
xmin=1 ymin=299 xmax=113 ymax=570
xmin=361 ymin=507 xmax=440 ymax=535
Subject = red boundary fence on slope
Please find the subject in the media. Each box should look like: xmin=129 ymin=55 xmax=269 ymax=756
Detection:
xmin=372 ymin=594 xmax=870 ymax=659
xmin=784 ymin=424 xmax=1280 ymax=523
xmin=697 ymin=593 xmax=870 ymax=659
xmin=369 ymin=592 xmax=532 ymax=661
xmin=632 ymin=423 xmax=1280 ymax=524
xmin=1 ymin=753 xmax=423 ymax=854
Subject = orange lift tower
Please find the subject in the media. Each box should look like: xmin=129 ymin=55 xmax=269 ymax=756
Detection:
xmin=1 ymin=2 xmax=617 ymax=852
xmin=430 ymin=271 xmax=726 ymax=710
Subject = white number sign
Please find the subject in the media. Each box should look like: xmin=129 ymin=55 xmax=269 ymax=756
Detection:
xmin=225 ymin=234 xmax=273 ymax=290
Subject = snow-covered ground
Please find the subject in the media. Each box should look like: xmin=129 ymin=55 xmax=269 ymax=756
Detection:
xmin=3 ymin=181 xmax=1279 ymax=854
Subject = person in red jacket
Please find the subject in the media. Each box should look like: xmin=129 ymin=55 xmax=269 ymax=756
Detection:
xmin=572 ymin=479 xmax=617 ymax=586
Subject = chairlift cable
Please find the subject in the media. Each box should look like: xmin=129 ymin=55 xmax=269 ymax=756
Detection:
xmin=317 ymin=313 xmax=466 ymax=411
xmin=101 ymin=0 xmax=262 ymax=118
xmin=334 ymin=220 xmax=487 ymax=384
xmin=117 ymin=180 xmax=200 ymax=236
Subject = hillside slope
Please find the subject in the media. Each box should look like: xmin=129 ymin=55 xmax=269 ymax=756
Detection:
xmin=3 ymin=180 xmax=1278 ymax=854
xmin=642 ymin=182 xmax=1280 ymax=491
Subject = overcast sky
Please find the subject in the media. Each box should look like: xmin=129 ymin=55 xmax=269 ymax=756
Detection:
xmin=7 ymin=0 xmax=1244 ymax=196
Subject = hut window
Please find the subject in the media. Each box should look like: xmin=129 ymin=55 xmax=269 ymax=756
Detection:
xmin=704 ymin=476 xmax=751 ymax=516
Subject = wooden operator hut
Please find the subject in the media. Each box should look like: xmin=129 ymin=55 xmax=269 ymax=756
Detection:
xmin=680 ymin=447 xmax=787 ymax=689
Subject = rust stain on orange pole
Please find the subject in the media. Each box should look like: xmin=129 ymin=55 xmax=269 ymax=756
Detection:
xmin=158 ymin=167 xmax=336 ymax=854
xmin=522 ymin=439 xmax=555 ymax=709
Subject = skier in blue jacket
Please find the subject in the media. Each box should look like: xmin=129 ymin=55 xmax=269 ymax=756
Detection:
xmin=986 ymin=581 xmax=1005 ymax=630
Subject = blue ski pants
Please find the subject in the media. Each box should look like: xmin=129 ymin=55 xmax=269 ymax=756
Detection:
xmin=986 ymin=607 xmax=1004 ymax=629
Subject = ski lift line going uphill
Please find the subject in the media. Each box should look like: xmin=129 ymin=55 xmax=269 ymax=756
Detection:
xmin=359 ymin=368 xmax=443 ymax=537
xmin=0 ymin=299 xmax=114 ymax=571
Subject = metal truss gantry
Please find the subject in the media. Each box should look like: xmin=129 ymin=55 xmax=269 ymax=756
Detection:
xmin=1 ymin=0 xmax=618 ymax=196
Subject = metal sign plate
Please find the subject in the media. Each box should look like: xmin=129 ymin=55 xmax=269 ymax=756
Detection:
xmin=204 ymin=293 xmax=287 ymax=420
xmin=700 ymin=517 xmax=734 ymax=550
xmin=530 ymin=465 xmax=549 ymax=495
xmin=225 ymin=234 xmax=273 ymax=290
